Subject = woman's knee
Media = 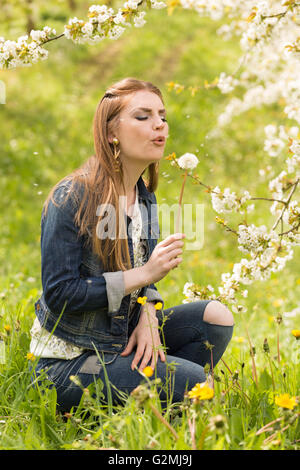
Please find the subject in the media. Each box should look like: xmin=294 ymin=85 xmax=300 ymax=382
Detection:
xmin=203 ymin=300 xmax=234 ymax=326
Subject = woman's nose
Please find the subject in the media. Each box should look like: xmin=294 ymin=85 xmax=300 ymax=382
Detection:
xmin=153 ymin=118 xmax=165 ymax=129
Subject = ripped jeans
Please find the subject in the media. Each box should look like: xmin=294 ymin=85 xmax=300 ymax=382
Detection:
xmin=32 ymin=300 xmax=234 ymax=412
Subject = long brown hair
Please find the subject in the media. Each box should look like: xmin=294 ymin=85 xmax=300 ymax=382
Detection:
xmin=43 ymin=77 xmax=164 ymax=272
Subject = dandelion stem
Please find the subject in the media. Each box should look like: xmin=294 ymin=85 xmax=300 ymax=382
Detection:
xmin=220 ymin=358 xmax=233 ymax=374
xmin=144 ymin=302 xmax=157 ymax=370
xmin=197 ymin=424 xmax=209 ymax=450
xmin=256 ymin=417 xmax=283 ymax=435
xmin=187 ymin=416 xmax=196 ymax=450
xmin=263 ymin=424 xmax=290 ymax=445
xmin=277 ymin=325 xmax=281 ymax=364
xmin=176 ymin=169 xmax=187 ymax=233
xmin=220 ymin=358 xmax=249 ymax=399
xmin=245 ymin=325 xmax=258 ymax=386
xmin=210 ymin=349 xmax=214 ymax=390
xmin=267 ymin=354 xmax=276 ymax=393
xmin=149 ymin=403 xmax=179 ymax=441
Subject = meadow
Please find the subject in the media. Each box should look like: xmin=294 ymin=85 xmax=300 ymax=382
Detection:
xmin=0 ymin=4 xmax=299 ymax=450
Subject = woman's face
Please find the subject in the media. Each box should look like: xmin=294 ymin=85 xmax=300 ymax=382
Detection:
xmin=111 ymin=90 xmax=169 ymax=167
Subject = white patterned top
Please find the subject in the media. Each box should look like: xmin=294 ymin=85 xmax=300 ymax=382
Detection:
xmin=30 ymin=184 xmax=147 ymax=359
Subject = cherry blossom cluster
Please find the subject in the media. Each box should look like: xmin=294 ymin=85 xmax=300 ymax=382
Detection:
xmin=212 ymin=1 xmax=300 ymax=129
xmin=181 ymin=130 xmax=299 ymax=312
xmin=168 ymin=126 xmax=298 ymax=313
xmin=166 ymin=2 xmax=300 ymax=132
xmin=63 ymin=3 xmax=147 ymax=44
xmin=0 ymin=26 xmax=57 ymax=70
xmin=211 ymin=187 xmax=254 ymax=214
xmin=0 ymin=1 xmax=166 ymax=68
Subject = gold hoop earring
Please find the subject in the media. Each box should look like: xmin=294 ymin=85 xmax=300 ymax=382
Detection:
xmin=112 ymin=138 xmax=121 ymax=172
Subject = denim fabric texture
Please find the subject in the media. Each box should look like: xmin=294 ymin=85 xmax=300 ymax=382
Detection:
xmin=33 ymin=300 xmax=233 ymax=411
xmin=34 ymin=175 xmax=163 ymax=354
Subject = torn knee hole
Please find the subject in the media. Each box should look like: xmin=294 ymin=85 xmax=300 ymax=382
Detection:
xmin=203 ymin=301 xmax=234 ymax=326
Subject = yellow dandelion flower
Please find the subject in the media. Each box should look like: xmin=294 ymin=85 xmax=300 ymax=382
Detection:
xmin=275 ymin=393 xmax=297 ymax=410
xmin=291 ymin=329 xmax=300 ymax=339
xmin=137 ymin=296 xmax=147 ymax=305
xmin=166 ymin=81 xmax=176 ymax=90
xmin=272 ymin=299 xmax=284 ymax=307
xmin=188 ymin=382 xmax=214 ymax=401
xmin=143 ymin=366 xmax=154 ymax=377
xmin=233 ymin=336 xmax=245 ymax=343
xmin=26 ymin=352 xmax=35 ymax=361
xmin=4 ymin=325 xmax=11 ymax=333
xmin=154 ymin=302 xmax=163 ymax=310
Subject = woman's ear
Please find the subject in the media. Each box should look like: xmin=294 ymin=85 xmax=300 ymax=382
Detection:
xmin=108 ymin=134 xmax=118 ymax=145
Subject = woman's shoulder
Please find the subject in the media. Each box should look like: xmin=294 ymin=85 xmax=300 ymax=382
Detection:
xmin=52 ymin=175 xmax=87 ymax=206
xmin=42 ymin=175 xmax=87 ymax=220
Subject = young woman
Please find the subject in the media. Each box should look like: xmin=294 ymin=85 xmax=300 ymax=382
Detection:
xmin=31 ymin=77 xmax=234 ymax=412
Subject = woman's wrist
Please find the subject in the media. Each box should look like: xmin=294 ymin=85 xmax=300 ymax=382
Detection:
xmin=140 ymin=301 xmax=158 ymax=321
xmin=123 ymin=264 xmax=152 ymax=296
xmin=139 ymin=263 xmax=153 ymax=287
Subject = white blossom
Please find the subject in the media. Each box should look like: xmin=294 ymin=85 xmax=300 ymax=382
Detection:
xmin=290 ymin=139 xmax=300 ymax=156
xmin=150 ymin=0 xmax=167 ymax=9
xmin=133 ymin=12 xmax=147 ymax=28
xmin=88 ymin=5 xmax=114 ymax=22
xmin=264 ymin=137 xmax=285 ymax=157
xmin=237 ymin=223 xmax=279 ymax=257
xmin=108 ymin=26 xmax=126 ymax=40
xmin=124 ymin=0 xmax=139 ymax=9
xmin=211 ymin=186 xmax=253 ymax=214
xmin=282 ymin=200 xmax=300 ymax=226
xmin=217 ymin=72 xmax=239 ymax=94
xmin=286 ymin=153 xmax=300 ymax=174
xmin=114 ymin=11 xmax=132 ymax=27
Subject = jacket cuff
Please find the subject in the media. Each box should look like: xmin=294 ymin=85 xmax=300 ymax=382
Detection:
xmin=144 ymin=287 xmax=164 ymax=310
xmin=102 ymin=271 xmax=125 ymax=313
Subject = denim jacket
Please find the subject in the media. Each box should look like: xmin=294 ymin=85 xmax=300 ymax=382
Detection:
xmin=34 ymin=174 xmax=164 ymax=354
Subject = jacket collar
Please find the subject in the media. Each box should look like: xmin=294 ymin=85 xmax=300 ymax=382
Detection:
xmin=137 ymin=174 xmax=153 ymax=202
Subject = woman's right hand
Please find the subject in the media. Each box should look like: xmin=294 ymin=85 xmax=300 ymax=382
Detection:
xmin=143 ymin=233 xmax=186 ymax=284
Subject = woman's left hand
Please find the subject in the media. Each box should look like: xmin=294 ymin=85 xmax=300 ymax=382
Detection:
xmin=120 ymin=303 xmax=166 ymax=372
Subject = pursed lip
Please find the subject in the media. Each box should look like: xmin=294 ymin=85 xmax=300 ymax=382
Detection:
xmin=152 ymin=136 xmax=166 ymax=143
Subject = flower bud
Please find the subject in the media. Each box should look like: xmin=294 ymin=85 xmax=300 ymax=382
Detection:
xmin=263 ymin=338 xmax=270 ymax=353
xmin=209 ymin=414 xmax=227 ymax=432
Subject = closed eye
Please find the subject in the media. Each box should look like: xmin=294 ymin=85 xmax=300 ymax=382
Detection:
xmin=136 ymin=117 xmax=168 ymax=122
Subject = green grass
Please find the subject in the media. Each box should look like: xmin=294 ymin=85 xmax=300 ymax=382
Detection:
xmin=0 ymin=6 xmax=299 ymax=450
